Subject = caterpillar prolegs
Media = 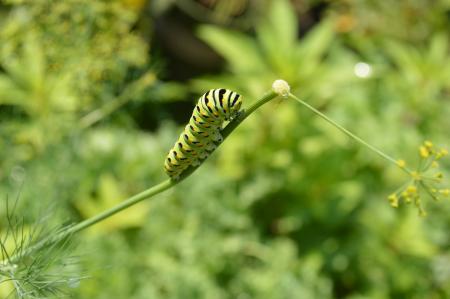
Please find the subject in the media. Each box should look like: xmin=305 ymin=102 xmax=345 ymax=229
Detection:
xmin=164 ymin=89 xmax=242 ymax=179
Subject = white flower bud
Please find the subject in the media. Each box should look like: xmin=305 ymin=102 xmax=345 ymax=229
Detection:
xmin=272 ymin=79 xmax=290 ymax=97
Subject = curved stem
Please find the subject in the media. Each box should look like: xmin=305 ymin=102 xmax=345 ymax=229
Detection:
xmin=68 ymin=180 xmax=175 ymax=234
xmin=8 ymin=180 xmax=174 ymax=264
xmin=288 ymin=93 xmax=413 ymax=175
xmin=5 ymin=90 xmax=279 ymax=264
xmin=3 ymin=87 xmax=411 ymax=265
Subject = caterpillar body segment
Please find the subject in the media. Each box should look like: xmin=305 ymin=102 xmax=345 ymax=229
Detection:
xmin=164 ymin=88 xmax=242 ymax=179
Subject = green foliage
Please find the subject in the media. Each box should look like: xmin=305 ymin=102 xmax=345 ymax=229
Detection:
xmin=195 ymin=0 xmax=356 ymax=103
xmin=0 ymin=0 xmax=156 ymax=167
xmin=0 ymin=197 xmax=82 ymax=298
xmin=191 ymin=0 xmax=450 ymax=298
xmin=0 ymin=33 xmax=76 ymax=115
xmin=0 ymin=0 xmax=149 ymax=109
xmin=1 ymin=0 xmax=449 ymax=298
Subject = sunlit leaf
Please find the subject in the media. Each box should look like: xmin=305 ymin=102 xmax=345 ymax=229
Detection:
xmin=198 ymin=26 xmax=265 ymax=73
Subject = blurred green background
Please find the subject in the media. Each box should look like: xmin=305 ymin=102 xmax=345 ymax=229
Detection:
xmin=0 ymin=0 xmax=449 ymax=298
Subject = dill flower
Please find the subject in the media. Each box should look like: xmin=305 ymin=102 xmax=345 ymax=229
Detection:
xmin=388 ymin=194 xmax=399 ymax=208
xmin=396 ymin=159 xmax=406 ymax=168
xmin=387 ymin=141 xmax=449 ymax=216
xmin=419 ymin=146 xmax=430 ymax=158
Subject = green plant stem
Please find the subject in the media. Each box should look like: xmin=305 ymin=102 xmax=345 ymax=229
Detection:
xmin=79 ymin=73 xmax=157 ymax=129
xmin=5 ymin=90 xmax=279 ymax=265
xmin=69 ymin=179 xmax=175 ymax=234
xmin=7 ymin=180 xmax=174 ymax=264
xmin=79 ymin=94 xmax=131 ymax=129
xmin=288 ymin=93 xmax=413 ymax=175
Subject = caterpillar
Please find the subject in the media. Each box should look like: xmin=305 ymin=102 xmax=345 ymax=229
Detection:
xmin=164 ymin=88 xmax=242 ymax=179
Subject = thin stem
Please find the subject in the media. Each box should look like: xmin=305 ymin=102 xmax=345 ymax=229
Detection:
xmin=79 ymin=72 xmax=157 ymax=129
xmin=79 ymin=95 xmax=130 ymax=129
xmin=68 ymin=180 xmax=175 ymax=234
xmin=4 ymin=90 xmax=280 ymax=264
xmin=288 ymin=93 xmax=414 ymax=175
xmin=7 ymin=180 xmax=174 ymax=264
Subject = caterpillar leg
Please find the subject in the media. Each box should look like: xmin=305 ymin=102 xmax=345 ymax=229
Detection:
xmin=164 ymin=163 xmax=182 ymax=180
xmin=198 ymin=150 xmax=208 ymax=160
xmin=205 ymin=141 xmax=216 ymax=151
xmin=170 ymin=174 xmax=181 ymax=181
xmin=232 ymin=109 xmax=245 ymax=120
xmin=191 ymin=159 xmax=201 ymax=167
xmin=213 ymin=131 xmax=223 ymax=143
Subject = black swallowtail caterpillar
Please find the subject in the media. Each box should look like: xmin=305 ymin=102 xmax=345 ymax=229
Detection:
xmin=164 ymin=89 xmax=242 ymax=179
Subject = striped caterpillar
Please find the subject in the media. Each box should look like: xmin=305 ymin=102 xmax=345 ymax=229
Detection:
xmin=164 ymin=89 xmax=242 ymax=179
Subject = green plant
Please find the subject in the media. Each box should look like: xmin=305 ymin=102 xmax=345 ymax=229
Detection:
xmin=193 ymin=0 xmax=355 ymax=103
xmin=1 ymin=0 xmax=449 ymax=298
xmin=2 ymin=80 xmax=447 ymax=297
xmin=0 ymin=0 xmax=156 ymax=164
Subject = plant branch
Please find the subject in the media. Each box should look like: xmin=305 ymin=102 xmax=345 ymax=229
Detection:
xmin=4 ymin=90 xmax=279 ymax=265
xmin=79 ymin=72 xmax=157 ymax=129
xmin=288 ymin=93 xmax=414 ymax=175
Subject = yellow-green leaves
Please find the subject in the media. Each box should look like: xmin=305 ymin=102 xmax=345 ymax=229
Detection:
xmin=194 ymin=0 xmax=352 ymax=102
xmin=197 ymin=26 xmax=265 ymax=74
xmin=0 ymin=33 xmax=77 ymax=116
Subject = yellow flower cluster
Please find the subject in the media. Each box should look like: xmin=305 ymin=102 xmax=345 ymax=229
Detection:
xmin=388 ymin=141 xmax=448 ymax=217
